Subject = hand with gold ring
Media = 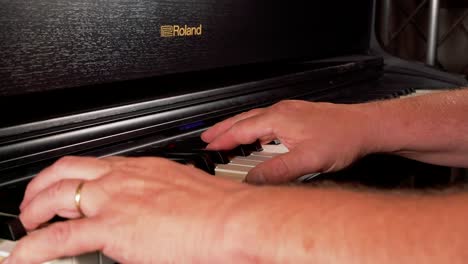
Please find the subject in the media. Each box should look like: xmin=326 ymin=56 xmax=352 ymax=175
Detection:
xmin=7 ymin=156 xmax=256 ymax=264
xmin=74 ymin=180 xmax=86 ymax=218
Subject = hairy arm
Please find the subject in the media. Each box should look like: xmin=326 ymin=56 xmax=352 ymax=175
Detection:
xmin=5 ymin=157 xmax=468 ymax=263
xmin=367 ymin=88 xmax=468 ymax=167
xmin=221 ymin=185 xmax=468 ymax=264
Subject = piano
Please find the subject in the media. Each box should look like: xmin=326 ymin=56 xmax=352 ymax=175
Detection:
xmin=1 ymin=0 xmax=467 ymax=262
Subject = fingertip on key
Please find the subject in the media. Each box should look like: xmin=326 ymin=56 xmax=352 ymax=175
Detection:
xmin=245 ymin=170 xmax=266 ymax=185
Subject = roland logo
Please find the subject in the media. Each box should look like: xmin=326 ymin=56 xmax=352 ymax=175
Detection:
xmin=160 ymin=24 xmax=203 ymax=37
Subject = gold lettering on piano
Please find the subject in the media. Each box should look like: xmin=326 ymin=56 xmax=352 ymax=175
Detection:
xmin=160 ymin=24 xmax=203 ymax=37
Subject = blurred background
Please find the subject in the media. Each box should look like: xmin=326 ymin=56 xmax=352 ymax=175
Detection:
xmin=376 ymin=0 xmax=468 ymax=79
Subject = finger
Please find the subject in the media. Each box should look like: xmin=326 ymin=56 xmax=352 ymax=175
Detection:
xmin=245 ymin=147 xmax=319 ymax=184
xmin=20 ymin=179 xmax=105 ymax=231
xmin=7 ymin=219 xmax=105 ymax=264
xmin=201 ymin=108 xmax=266 ymax=143
xmin=20 ymin=156 xmax=111 ymax=210
xmin=258 ymin=135 xmax=278 ymax=145
xmin=206 ymin=113 xmax=275 ymax=150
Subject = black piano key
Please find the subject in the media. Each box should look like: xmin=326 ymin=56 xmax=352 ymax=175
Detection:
xmin=165 ymin=140 xmax=231 ymax=164
xmin=173 ymin=136 xmax=262 ymax=155
xmin=244 ymin=140 xmax=263 ymax=152
xmin=167 ymin=157 xmax=193 ymax=166
xmin=171 ymin=147 xmax=230 ymax=165
xmin=126 ymin=137 xmax=263 ymax=172
xmin=126 ymin=147 xmax=216 ymax=175
xmin=403 ymin=87 xmax=416 ymax=96
xmin=219 ymin=141 xmax=262 ymax=158
xmin=172 ymin=137 xmax=208 ymax=149
xmin=0 ymin=214 xmax=27 ymax=241
xmin=267 ymin=140 xmax=282 ymax=145
xmin=230 ymin=145 xmax=251 ymax=157
xmin=202 ymin=150 xmax=230 ymax=164
xmin=164 ymin=152 xmax=216 ymax=175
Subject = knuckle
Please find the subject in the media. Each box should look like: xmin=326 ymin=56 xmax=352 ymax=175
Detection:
xmin=48 ymin=179 xmax=68 ymax=200
xmin=237 ymin=110 xmax=251 ymax=118
xmin=272 ymin=100 xmax=297 ymax=111
xmin=53 ymin=156 xmax=78 ymax=171
xmin=118 ymin=156 xmax=169 ymax=170
xmin=46 ymin=180 xmax=65 ymax=200
xmin=228 ymin=122 xmax=248 ymax=141
xmin=270 ymin=100 xmax=308 ymax=119
xmin=247 ymin=108 xmax=263 ymax=115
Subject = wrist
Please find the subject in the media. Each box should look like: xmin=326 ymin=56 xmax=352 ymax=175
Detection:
xmin=214 ymin=187 xmax=335 ymax=263
xmin=213 ymin=187 xmax=291 ymax=263
xmin=355 ymin=99 xmax=416 ymax=155
xmin=348 ymin=102 xmax=391 ymax=156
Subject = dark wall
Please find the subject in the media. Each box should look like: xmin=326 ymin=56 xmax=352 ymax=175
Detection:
xmin=376 ymin=0 xmax=468 ymax=78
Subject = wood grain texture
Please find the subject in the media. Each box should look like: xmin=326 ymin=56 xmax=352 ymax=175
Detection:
xmin=0 ymin=0 xmax=373 ymax=96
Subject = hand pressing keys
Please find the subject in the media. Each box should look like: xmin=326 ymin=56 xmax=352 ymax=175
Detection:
xmin=202 ymin=100 xmax=379 ymax=184
xmin=7 ymin=156 xmax=254 ymax=264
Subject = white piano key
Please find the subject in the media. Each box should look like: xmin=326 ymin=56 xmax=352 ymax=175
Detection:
xmin=229 ymin=158 xmax=261 ymax=167
xmin=399 ymin=89 xmax=445 ymax=99
xmin=249 ymin=151 xmax=279 ymax=158
xmin=215 ymin=164 xmax=252 ymax=181
xmin=213 ymin=143 xmax=289 ymax=182
xmin=214 ymin=142 xmax=321 ymax=183
xmin=260 ymin=144 xmax=289 ymax=153
xmin=215 ymin=164 xmax=251 ymax=174
xmin=234 ymin=155 xmax=270 ymax=162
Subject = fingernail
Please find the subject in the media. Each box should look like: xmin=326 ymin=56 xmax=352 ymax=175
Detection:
xmin=19 ymin=200 xmax=26 ymax=210
xmin=19 ymin=202 xmax=27 ymax=212
xmin=2 ymin=257 xmax=10 ymax=264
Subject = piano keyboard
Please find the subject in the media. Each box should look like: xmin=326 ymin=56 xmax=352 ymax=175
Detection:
xmin=127 ymin=138 xmax=294 ymax=182
xmin=0 ymin=140 xmax=304 ymax=264
xmin=397 ymin=89 xmax=444 ymax=98
xmin=214 ymin=143 xmax=290 ymax=181
xmin=0 ymin=87 xmax=450 ymax=263
xmin=129 ymin=138 xmax=324 ymax=184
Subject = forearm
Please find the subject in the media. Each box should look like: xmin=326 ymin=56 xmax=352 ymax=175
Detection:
xmin=220 ymin=186 xmax=468 ymax=264
xmin=362 ymin=88 xmax=468 ymax=167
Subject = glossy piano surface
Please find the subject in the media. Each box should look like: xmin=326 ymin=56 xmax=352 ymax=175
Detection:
xmin=0 ymin=57 xmax=384 ymax=187
xmin=0 ymin=0 xmax=373 ymax=97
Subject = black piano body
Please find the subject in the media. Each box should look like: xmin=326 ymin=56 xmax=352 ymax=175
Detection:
xmin=0 ymin=0 xmax=467 ymax=260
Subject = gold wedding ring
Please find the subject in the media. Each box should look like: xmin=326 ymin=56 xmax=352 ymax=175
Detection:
xmin=74 ymin=181 xmax=86 ymax=218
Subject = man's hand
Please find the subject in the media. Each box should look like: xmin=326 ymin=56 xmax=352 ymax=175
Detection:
xmin=202 ymin=100 xmax=380 ymax=184
xmin=7 ymin=156 xmax=251 ymax=264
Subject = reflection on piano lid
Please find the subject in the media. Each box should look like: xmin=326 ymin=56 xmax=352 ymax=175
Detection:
xmin=0 ymin=56 xmax=385 ymax=188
